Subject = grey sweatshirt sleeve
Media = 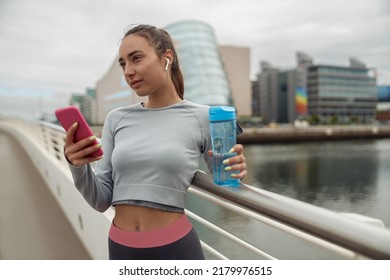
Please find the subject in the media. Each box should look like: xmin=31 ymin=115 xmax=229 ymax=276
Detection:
xmin=68 ymin=114 xmax=115 ymax=212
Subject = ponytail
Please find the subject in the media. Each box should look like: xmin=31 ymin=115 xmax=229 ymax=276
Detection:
xmin=170 ymin=50 xmax=184 ymax=99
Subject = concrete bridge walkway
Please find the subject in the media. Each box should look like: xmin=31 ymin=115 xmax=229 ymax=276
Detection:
xmin=0 ymin=130 xmax=91 ymax=259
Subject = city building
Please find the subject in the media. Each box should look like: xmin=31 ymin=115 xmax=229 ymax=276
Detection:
xmin=377 ymin=86 xmax=390 ymax=101
xmin=254 ymin=52 xmax=378 ymax=124
xmin=165 ymin=20 xmax=233 ymax=106
xmin=253 ymin=61 xmax=279 ymax=123
xmin=70 ymin=88 xmax=97 ymax=125
xmin=306 ymin=57 xmax=377 ymax=124
xmin=277 ymin=69 xmax=297 ymax=123
xmin=95 ymin=20 xmax=251 ymax=123
xmin=252 ymin=80 xmax=260 ymax=116
xmin=219 ymin=45 xmax=251 ymax=116
xmin=376 ymin=86 xmax=390 ymax=123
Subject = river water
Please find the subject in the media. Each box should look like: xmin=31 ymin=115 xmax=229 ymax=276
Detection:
xmin=243 ymin=138 xmax=390 ymax=228
xmin=188 ymin=138 xmax=390 ymax=259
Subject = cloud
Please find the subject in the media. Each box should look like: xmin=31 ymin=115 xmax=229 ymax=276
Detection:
xmin=0 ymin=0 xmax=389 ymax=119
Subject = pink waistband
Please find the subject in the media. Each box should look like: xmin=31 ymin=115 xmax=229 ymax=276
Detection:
xmin=109 ymin=214 xmax=193 ymax=248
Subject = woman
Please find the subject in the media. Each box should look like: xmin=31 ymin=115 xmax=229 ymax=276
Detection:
xmin=64 ymin=24 xmax=247 ymax=260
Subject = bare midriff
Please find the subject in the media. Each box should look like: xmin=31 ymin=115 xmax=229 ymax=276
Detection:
xmin=113 ymin=204 xmax=184 ymax=232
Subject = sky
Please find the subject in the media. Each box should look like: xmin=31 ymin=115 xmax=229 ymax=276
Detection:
xmin=0 ymin=0 xmax=389 ymax=118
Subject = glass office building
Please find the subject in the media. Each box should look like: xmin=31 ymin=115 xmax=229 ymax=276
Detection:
xmin=307 ymin=64 xmax=377 ymax=123
xmin=378 ymin=86 xmax=390 ymax=101
xmin=165 ymin=20 xmax=233 ymax=105
xmin=255 ymin=52 xmax=378 ymax=124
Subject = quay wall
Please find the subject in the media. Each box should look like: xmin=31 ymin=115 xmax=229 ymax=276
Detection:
xmin=237 ymin=125 xmax=390 ymax=144
xmin=92 ymin=125 xmax=390 ymax=145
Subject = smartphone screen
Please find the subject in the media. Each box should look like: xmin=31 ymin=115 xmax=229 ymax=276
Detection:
xmin=55 ymin=106 xmax=103 ymax=158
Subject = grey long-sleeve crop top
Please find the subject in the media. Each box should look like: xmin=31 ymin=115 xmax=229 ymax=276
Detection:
xmin=68 ymin=100 xmax=214 ymax=212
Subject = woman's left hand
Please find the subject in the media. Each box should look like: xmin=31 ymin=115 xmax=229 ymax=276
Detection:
xmin=208 ymin=144 xmax=247 ymax=180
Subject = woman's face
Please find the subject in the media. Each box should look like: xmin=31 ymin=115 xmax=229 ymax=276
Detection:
xmin=118 ymin=34 xmax=168 ymax=97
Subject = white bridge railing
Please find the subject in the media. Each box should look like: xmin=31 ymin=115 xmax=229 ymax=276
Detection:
xmin=1 ymin=117 xmax=390 ymax=260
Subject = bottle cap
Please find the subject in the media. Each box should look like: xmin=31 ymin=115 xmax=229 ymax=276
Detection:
xmin=209 ymin=106 xmax=236 ymax=121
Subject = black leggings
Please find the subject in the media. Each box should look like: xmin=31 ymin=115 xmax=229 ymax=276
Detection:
xmin=109 ymin=228 xmax=205 ymax=260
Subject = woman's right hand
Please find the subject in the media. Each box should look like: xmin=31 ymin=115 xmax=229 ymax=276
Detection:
xmin=64 ymin=122 xmax=103 ymax=167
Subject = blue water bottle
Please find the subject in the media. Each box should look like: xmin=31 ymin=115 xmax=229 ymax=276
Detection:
xmin=209 ymin=106 xmax=240 ymax=187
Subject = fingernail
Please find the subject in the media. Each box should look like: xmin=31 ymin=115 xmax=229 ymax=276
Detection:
xmin=72 ymin=122 xmax=78 ymax=127
xmin=229 ymin=148 xmax=235 ymax=153
xmin=90 ymin=136 xmax=96 ymax=141
xmin=231 ymin=174 xmax=237 ymax=178
xmin=96 ymin=143 xmax=102 ymax=148
xmin=225 ymin=166 xmax=232 ymax=171
xmin=223 ymin=159 xmax=229 ymax=165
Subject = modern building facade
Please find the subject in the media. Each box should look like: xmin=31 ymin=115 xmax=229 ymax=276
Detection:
xmin=254 ymin=61 xmax=279 ymax=122
xmin=70 ymin=88 xmax=97 ymax=125
xmin=165 ymin=20 xmax=233 ymax=106
xmin=254 ymin=52 xmax=378 ymax=124
xmin=219 ymin=45 xmax=251 ymax=116
xmin=278 ymin=69 xmax=297 ymax=123
xmin=307 ymin=58 xmax=377 ymax=123
xmin=94 ymin=20 xmax=251 ymax=123
xmin=377 ymin=86 xmax=390 ymax=101
xmin=376 ymin=86 xmax=390 ymax=123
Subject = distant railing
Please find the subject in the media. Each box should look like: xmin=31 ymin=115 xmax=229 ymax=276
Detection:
xmin=1 ymin=116 xmax=390 ymax=260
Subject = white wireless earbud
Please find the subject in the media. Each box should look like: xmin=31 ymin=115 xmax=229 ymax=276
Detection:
xmin=164 ymin=58 xmax=170 ymax=71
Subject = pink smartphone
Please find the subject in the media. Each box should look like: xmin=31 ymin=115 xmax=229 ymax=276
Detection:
xmin=55 ymin=106 xmax=103 ymax=158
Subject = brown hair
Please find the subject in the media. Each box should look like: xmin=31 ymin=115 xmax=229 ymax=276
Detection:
xmin=123 ymin=24 xmax=184 ymax=99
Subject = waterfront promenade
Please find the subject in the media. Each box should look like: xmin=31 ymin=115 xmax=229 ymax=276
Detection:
xmin=237 ymin=125 xmax=390 ymax=144
xmin=0 ymin=130 xmax=91 ymax=259
xmin=91 ymin=124 xmax=390 ymax=144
